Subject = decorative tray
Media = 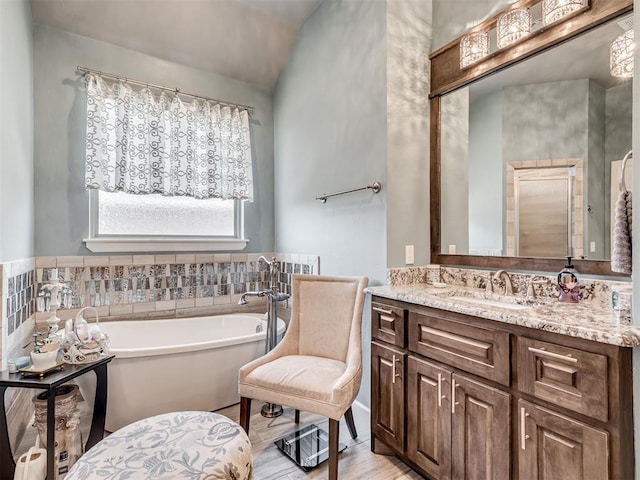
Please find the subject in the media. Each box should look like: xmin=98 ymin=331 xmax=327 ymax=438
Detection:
xmin=18 ymin=362 xmax=65 ymax=378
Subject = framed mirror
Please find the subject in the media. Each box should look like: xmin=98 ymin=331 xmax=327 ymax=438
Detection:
xmin=429 ymin=0 xmax=633 ymax=276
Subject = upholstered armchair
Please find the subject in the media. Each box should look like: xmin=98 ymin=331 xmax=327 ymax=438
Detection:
xmin=238 ymin=274 xmax=368 ymax=480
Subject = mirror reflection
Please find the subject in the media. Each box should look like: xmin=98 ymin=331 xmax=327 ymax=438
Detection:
xmin=440 ymin=13 xmax=633 ymax=261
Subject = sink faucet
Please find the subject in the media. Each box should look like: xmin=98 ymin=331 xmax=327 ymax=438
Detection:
xmin=493 ymin=270 xmax=513 ymax=295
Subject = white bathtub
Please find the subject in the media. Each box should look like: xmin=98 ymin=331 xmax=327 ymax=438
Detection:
xmin=97 ymin=313 xmax=285 ymax=432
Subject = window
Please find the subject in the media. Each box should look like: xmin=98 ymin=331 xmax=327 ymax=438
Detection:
xmin=84 ymin=191 xmax=247 ymax=252
xmin=82 ymin=73 xmax=254 ymax=253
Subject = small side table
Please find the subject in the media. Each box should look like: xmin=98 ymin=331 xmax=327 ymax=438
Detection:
xmin=0 ymin=354 xmax=114 ymax=480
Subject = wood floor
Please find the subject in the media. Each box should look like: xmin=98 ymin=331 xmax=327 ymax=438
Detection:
xmin=215 ymin=402 xmax=423 ymax=480
xmin=16 ymin=399 xmax=422 ymax=479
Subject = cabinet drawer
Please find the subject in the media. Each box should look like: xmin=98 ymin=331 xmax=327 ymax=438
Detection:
xmin=518 ymin=337 xmax=608 ymax=421
xmin=372 ymin=301 xmax=406 ymax=348
xmin=408 ymin=311 xmax=510 ymax=386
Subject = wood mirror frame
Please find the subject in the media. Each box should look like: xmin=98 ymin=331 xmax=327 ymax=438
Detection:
xmin=429 ymin=0 xmax=633 ymax=276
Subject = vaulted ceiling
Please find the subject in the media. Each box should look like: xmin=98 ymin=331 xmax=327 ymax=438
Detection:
xmin=29 ymin=0 xmax=323 ymax=89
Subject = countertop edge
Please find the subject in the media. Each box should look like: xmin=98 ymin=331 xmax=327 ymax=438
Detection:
xmin=366 ymin=285 xmax=640 ymax=348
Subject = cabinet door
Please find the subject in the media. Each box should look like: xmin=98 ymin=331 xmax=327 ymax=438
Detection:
xmin=451 ymin=373 xmax=511 ymax=480
xmin=372 ymin=301 xmax=406 ymax=348
xmin=371 ymin=341 xmax=405 ymax=452
xmin=518 ymin=399 xmax=609 ymax=480
xmin=406 ymin=356 xmax=452 ymax=480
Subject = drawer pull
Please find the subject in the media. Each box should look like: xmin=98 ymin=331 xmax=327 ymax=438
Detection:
xmin=392 ymin=355 xmax=401 ymax=384
xmin=437 ymin=373 xmax=443 ymax=407
xmin=520 ymin=407 xmax=530 ymax=450
xmin=373 ymin=306 xmax=394 ymax=316
xmin=527 ymin=346 xmax=579 ymax=363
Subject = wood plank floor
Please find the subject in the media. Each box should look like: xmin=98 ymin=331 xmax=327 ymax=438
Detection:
xmin=215 ymin=403 xmax=424 ymax=480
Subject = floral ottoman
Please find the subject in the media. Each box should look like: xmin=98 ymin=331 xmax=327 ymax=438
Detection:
xmin=66 ymin=411 xmax=253 ymax=480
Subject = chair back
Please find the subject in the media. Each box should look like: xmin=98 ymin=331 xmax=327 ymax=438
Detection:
xmin=288 ymin=275 xmax=368 ymax=362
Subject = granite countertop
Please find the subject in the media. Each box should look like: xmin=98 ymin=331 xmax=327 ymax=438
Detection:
xmin=366 ymin=284 xmax=640 ymax=347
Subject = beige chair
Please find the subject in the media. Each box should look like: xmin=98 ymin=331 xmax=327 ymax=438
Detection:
xmin=238 ymin=274 xmax=369 ymax=480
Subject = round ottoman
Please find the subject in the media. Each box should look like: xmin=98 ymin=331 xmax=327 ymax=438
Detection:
xmin=66 ymin=411 xmax=252 ymax=480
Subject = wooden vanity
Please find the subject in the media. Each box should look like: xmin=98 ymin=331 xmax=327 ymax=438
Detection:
xmin=370 ymin=295 xmax=634 ymax=480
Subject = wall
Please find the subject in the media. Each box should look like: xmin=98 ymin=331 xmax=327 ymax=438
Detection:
xmin=432 ymin=0 xmax=511 ymax=51
xmin=632 ymin=2 xmax=640 ymax=478
xmin=587 ymin=81 xmax=606 ymax=259
xmin=32 ymin=25 xmax=275 ymax=256
xmin=0 ymin=0 xmax=34 ymax=263
xmin=605 ymin=82 xmax=633 ymax=252
xmin=274 ymin=0 xmax=387 ymax=408
xmin=440 ymin=88 xmax=469 ymax=254
xmin=469 ymin=89 xmax=503 ymax=254
xmin=386 ymin=0 xmax=431 ymax=268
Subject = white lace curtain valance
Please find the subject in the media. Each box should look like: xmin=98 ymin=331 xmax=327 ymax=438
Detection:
xmin=85 ymin=74 xmax=254 ymax=201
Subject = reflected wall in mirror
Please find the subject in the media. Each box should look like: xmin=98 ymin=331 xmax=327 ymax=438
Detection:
xmin=440 ymin=13 xmax=632 ymax=261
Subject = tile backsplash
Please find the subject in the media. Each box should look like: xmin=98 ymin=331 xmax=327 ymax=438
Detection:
xmin=387 ymin=265 xmax=631 ymax=309
xmin=0 ymin=253 xmax=318 ymax=345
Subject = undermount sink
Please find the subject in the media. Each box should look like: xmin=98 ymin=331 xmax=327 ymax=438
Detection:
xmin=433 ymin=290 xmax=537 ymax=311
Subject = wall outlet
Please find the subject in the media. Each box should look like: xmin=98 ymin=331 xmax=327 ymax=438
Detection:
xmin=405 ymin=245 xmax=415 ymax=265
xmin=590 ymin=241 xmax=596 ymax=252
xmin=448 ymin=244 xmax=456 ymax=254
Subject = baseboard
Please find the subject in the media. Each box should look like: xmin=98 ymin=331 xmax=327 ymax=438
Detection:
xmin=350 ymin=400 xmax=370 ymax=427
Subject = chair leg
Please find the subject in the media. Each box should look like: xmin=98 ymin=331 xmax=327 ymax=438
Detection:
xmin=328 ymin=418 xmax=339 ymax=480
xmin=294 ymin=409 xmax=300 ymax=424
xmin=344 ymin=406 xmax=357 ymax=439
xmin=240 ymin=397 xmax=251 ymax=434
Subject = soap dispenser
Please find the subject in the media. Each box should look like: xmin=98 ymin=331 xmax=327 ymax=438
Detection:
xmin=557 ymin=256 xmax=580 ymax=303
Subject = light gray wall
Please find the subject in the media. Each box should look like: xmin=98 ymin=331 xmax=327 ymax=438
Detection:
xmin=386 ymin=0 xmax=431 ymax=268
xmin=274 ymin=0 xmax=387 ymax=407
xmin=503 ymin=80 xmax=589 ymax=163
xmin=469 ymin=89 xmax=503 ymax=254
xmin=432 ymin=0 xmax=511 ymax=52
xmin=440 ymin=88 xmax=469 ymax=254
xmin=0 ymin=0 xmax=34 ymax=262
xmin=605 ymin=82 xmax=633 ymax=253
xmin=587 ymin=81 xmax=606 ymax=259
xmin=33 ymin=25 xmax=275 ymax=256
xmin=632 ymin=2 xmax=640 ymax=477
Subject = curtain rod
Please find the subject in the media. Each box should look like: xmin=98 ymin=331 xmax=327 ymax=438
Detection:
xmin=76 ymin=65 xmax=253 ymax=111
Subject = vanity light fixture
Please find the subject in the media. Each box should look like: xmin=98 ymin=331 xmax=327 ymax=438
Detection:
xmin=610 ymin=29 xmax=634 ymax=78
xmin=497 ymin=7 xmax=532 ymax=49
xmin=460 ymin=31 xmax=490 ymax=69
xmin=542 ymin=0 xmax=589 ymax=26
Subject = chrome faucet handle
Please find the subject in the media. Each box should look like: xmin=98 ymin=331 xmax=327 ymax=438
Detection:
xmin=485 ymin=274 xmax=494 ymax=293
xmin=526 ymin=278 xmax=548 ymax=300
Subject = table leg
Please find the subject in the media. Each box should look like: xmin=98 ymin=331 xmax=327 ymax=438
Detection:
xmin=47 ymin=388 xmax=55 ymax=480
xmin=86 ymin=363 xmax=107 ymax=450
xmin=0 ymin=386 xmax=15 ymax=480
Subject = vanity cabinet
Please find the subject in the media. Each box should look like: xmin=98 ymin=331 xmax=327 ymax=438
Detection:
xmin=406 ymin=356 xmax=510 ymax=480
xmin=370 ymin=296 xmax=634 ymax=480
xmin=371 ymin=341 xmax=405 ymax=453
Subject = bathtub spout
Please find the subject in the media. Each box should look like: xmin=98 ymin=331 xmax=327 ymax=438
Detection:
xmin=238 ymin=290 xmax=268 ymax=305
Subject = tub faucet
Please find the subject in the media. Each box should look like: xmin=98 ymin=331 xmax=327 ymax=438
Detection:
xmin=493 ymin=270 xmax=513 ymax=295
xmin=238 ymin=290 xmax=268 ymax=305
xmin=237 ymin=256 xmax=290 ymax=419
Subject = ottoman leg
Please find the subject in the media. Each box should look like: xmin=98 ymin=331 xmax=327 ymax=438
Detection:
xmin=240 ymin=397 xmax=251 ymax=433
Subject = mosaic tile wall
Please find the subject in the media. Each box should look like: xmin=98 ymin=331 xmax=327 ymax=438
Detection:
xmin=32 ymin=253 xmax=319 ymax=324
xmin=6 ymin=270 xmax=35 ymax=335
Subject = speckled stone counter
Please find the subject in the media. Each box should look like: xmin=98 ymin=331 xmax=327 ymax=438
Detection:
xmin=366 ymin=283 xmax=640 ymax=347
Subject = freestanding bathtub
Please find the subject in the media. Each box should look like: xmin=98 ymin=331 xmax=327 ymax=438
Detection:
xmin=91 ymin=313 xmax=285 ymax=432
